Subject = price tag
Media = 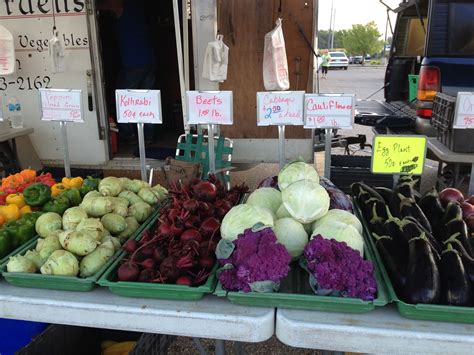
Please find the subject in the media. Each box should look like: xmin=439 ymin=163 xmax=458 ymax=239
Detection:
xmin=453 ymin=92 xmax=474 ymax=129
xmin=186 ymin=91 xmax=233 ymax=125
xmin=304 ymin=94 xmax=355 ymax=129
xmin=372 ymin=135 xmax=427 ymax=175
xmin=256 ymin=91 xmax=305 ymax=126
xmin=115 ymin=90 xmax=162 ymax=124
xmin=39 ymin=89 xmax=83 ymax=122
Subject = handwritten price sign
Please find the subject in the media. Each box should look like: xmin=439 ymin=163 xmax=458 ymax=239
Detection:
xmin=186 ymin=91 xmax=233 ymax=125
xmin=116 ymin=90 xmax=162 ymax=124
xmin=453 ymin=92 xmax=474 ymax=129
xmin=39 ymin=89 xmax=83 ymax=122
xmin=371 ymin=135 xmax=427 ymax=175
xmin=304 ymin=94 xmax=354 ymax=129
xmin=256 ymin=91 xmax=305 ymax=126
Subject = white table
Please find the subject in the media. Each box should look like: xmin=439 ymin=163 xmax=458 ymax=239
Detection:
xmin=0 ymin=283 xmax=274 ymax=344
xmin=276 ymin=305 xmax=474 ymax=355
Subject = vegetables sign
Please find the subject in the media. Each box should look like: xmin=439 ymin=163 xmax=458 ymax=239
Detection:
xmin=256 ymin=91 xmax=305 ymax=126
xmin=39 ymin=89 xmax=83 ymax=122
xmin=115 ymin=90 xmax=162 ymax=124
xmin=371 ymin=135 xmax=427 ymax=175
xmin=453 ymin=92 xmax=474 ymax=129
xmin=186 ymin=91 xmax=233 ymax=125
xmin=304 ymin=94 xmax=355 ymax=129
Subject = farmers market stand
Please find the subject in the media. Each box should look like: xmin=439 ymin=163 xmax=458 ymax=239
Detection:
xmin=0 ymin=282 xmax=473 ymax=354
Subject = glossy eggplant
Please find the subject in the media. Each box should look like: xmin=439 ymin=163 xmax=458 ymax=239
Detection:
xmin=374 ymin=187 xmax=393 ymax=203
xmin=443 ymin=202 xmax=463 ymax=225
xmin=439 ymin=244 xmax=472 ymax=306
xmin=399 ymin=198 xmax=433 ymax=235
xmin=350 ymin=182 xmax=384 ymax=202
xmin=384 ymin=207 xmax=410 ymax=248
xmin=368 ymin=200 xmax=389 ymax=224
xmin=372 ymin=233 xmax=407 ymax=294
xmin=402 ymin=218 xmax=442 ymax=255
xmin=418 ymin=188 xmax=445 ymax=242
xmin=445 ymin=219 xmax=473 ymax=257
xmin=404 ymin=236 xmax=441 ymax=304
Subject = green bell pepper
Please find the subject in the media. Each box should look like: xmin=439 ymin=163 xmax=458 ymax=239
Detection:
xmin=60 ymin=188 xmax=82 ymax=206
xmin=23 ymin=183 xmax=52 ymax=206
xmin=0 ymin=229 xmax=13 ymax=258
xmin=79 ymin=176 xmax=100 ymax=197
xmin=42 ymin=196 xmax=70 ymax=215
xmin=4 ymin=218 xmax=35 ymax=247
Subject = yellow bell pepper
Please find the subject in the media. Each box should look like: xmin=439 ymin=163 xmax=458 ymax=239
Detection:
xmin=0 ymin=204 xmax=21 ymax=222
xmin=20 ymin=205 xmax=32 ymax=216
xmin=102 ymin=341 xmax=136 ymax=355
xmin=51 ymin=183 xmax=66 ymax=197
xmin=62 ymin=177 xmax=84 ymax=189
xmin=6 ymin=193 xmax=26 ymax=209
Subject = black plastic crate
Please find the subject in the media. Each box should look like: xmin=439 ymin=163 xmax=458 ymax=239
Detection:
xmin=431 ymin=93 xmax=474 ymax=153
xmin=330 ymin=155 xmax=394 ymax=194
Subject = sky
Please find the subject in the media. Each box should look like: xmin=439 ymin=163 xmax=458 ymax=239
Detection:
xmin=318 ymin=0 xmax=400 ymax=37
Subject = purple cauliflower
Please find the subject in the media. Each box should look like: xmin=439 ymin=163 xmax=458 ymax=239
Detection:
xmin=218 ymin=227 xmax=291 ymax=292
xmin=303 ymin=235 xmax=377 ymax=301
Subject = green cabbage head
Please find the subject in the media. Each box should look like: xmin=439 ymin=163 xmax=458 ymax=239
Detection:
xmin=282 ymin=180 xmax=329 ymax=224
xmin=246 ymin=187 xmax=282 ymax=215
xmin=221 ymin=204 xmax=274 ymax=241
xmin=278 ymin=161 xmax=319 ymax=190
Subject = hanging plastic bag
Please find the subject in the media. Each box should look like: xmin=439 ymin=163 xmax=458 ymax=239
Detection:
xmin=202 ymin=35 xmax=229 ymax=82
xmin=0 ymin=25 xmax=15 ymax=75
xmin=49 ymin=30 xmax=65 ymax=73
xmin=263 ymin=18 xmax=290 ymax=90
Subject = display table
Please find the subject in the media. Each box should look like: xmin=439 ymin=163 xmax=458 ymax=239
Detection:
xmin=0 ymin=283 xmax=274 ymax=343
xmin=276 ymin=305 xmax=474 ymax=354
xmin=426 ymin=138 xmax=474 ymax=195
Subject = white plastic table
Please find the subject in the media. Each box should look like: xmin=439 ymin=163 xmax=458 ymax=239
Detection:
xmin=0 ymin=283 xmax=274 ymax=344
xmin=276 ymin=305 xmax=474 ymax=354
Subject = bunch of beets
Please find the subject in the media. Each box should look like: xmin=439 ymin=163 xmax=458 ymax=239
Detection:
xmin=117 ymin=176 xmax=248 ymax=286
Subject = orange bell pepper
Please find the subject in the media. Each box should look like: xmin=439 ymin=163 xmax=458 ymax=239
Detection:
xmin=19 ymin=168 xmax=36 ymax=183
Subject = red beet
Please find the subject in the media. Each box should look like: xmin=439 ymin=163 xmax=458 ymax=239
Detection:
xmin=153 ymin=247 xmax=166 ymax=263
xmin=168 ymin=208 xmax=181 ymax=221
xmin=140 ymin=245 xmax=155 ymax=259
xmin=184 ymin=215 xmax=201 ymax=229
xmin=183 ymin=199 xmax=199 ymax=212
xmin=467 ymin=196 xmax=474 ymax=205
xmin=141 ymin=258 xmax=157 ymax=270
xmin=157 ymin=223 xmax=172 ymax=236
xmin=138 ymin=269 xmax=156 ymax=283
xmin=199 ymin=255 xmax=215 ymax=270
xmin=461 ymin=202 xmax=474 ymax=219
xmin=215 ymin=200 xmax=233 ymax=219
xmin=193 ymin=181 xmax=217 ymax=201
xmin=160 ymin=256 xmax=180 ymax=281
xmin=117 ymin=262 xmax=140 ymax=282
xmin=199 ymin=240 xmax=217 ymax=256
xmin=180 ymin=229 xmax=202 ymax=243
xmin=170 ymin=220 xmax=184 ymax=237
xmin=200 ymin=217 xmax=220 ymax=238
xmin=123 ymin=240 xmax=138 ymax=254
xmin=176 ymin=275 xmax=192 ymax=286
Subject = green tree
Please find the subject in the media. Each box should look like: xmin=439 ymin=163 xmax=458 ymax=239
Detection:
xmin=340 ymin=21 xmax=384 ymax=57
xmin=317 ymin=29 xmax=344 ymax=50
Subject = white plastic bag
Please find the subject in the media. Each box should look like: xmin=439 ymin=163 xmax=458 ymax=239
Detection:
xmin=49 ymin=30 xmax=66 ymax=73
xmin=0 ymin=25 xmax=15 ymax=76
xmin=263 ymin=18 xmax=289 ymax=90
xmin=202 ymin=35 xmax=229 ymax=82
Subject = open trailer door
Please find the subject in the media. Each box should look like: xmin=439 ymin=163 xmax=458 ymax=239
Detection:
xmin=0 ymin=0 xmax=109 ymax=166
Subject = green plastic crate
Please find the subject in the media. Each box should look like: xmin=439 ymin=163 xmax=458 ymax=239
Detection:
xmin=214 ymin=238 xmax=388 ymax=313
xmin=98 ymin=222 xmax=218 ymax=300
xmin=0 ymin=208 xmax=161 ymax=292
xmin=354 ymin=201 xmax=474 ymax=324
xmin=408 ymin=74 xmax=419 ymax=103
xmin=0 ymin=235 xmax=40 ymax=267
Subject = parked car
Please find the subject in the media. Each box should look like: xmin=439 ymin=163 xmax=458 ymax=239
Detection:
xmin=384 ymin=0 xmax=474 ymax=136
xmin=353 ymin=56 xmax=364 ymax=64
xmin=328 ymin=52 xmax=349 ymax=70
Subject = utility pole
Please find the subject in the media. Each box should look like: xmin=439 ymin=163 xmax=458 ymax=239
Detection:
xmin=328 ymin=0 xmax=334 ymax=50
xmin=330 ymin=9 xmax=336 ymax=49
